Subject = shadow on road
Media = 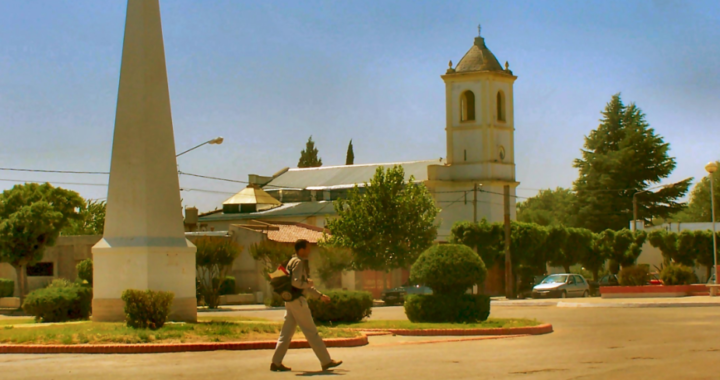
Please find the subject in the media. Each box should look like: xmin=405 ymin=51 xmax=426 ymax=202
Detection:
xmin=295 ymin=369 xmax=347 ymax=376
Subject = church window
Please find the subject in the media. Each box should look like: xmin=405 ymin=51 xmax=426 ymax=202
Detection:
xmin=460 ymin=90 xmax=475 ymax=122
xmin=497 ymin=91 xmax=506 ymax=122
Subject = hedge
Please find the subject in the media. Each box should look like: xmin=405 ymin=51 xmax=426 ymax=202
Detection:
xmin=0 ymin=278 xmax=14 ymax=298
xmin=404 ymin=294 xmax=490 ymax=323
xmin=619 ymin=265 xmax=649 ymax=286
xmin=661 ymin=264 xmax=695 ymax=286
xmin=22 ymin=280 xmax=92 ymax=322
xmin=410 ymin=244 xmax=487 ymax=296
xmin=308 ymin=290 xmax=373 ymax=323
xmin=121 ymin=289 xmax=174 ymax=330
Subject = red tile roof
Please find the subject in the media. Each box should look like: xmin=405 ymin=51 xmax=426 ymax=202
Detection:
xmin=237 ymin=221 xmax=329 ymax=244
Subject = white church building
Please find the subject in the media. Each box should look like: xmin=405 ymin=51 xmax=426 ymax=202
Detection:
xmin=198 ymin=30 xmax=519 ymax=242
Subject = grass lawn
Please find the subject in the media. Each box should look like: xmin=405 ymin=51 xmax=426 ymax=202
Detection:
xmin=0 ymin=318 xmax=35 ymax=326
xmin=0 ymin=320 xmax=359 ymax=345
xmin=318 ymin=318 xmax=542 ymax=330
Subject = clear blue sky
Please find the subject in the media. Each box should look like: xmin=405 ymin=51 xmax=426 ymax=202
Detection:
xmin=1 ymin=0 xmax=718 ymax=212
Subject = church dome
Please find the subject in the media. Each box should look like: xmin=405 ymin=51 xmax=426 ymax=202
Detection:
xmin=453 ymin=37 xmax=504 ymax=73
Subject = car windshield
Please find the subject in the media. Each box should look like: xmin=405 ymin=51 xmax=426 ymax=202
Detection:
xmin=541 ymin=275 xmax=568 ymax=284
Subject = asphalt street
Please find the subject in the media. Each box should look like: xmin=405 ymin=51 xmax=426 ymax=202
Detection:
xmin=2 ymin=305 xmax=720 ymax=380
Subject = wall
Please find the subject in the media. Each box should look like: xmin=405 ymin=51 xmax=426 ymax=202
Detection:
xmin=0 ymin=235 xmax=101 ymax=296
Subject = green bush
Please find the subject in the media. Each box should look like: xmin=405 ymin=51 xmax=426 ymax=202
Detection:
xmin=619 ymin=265 xmax=650 ymax=286
xmin=76 ymin=258 xmax=93 ymax=285
xmin=121 ymin=289 xmax=174 ymax=330
xmin=265 ymin=293 xmax=284 ymax=307
xmin=218 ymin=276 xmax=235 ymax=296
xmin=0 ymin=278 xmax=14 ymax=298
xmin=308 ymin=290 xmax=373 ymax=324
xmin=22 ymin=280 xmax=92 ymax=322
xmin=410 ymin=244 xmax=487 ymax=295
xmin=660 ymin=264 xmax=695 ymax=286
xmin=404 ymin=294 xmax=490 ymax=323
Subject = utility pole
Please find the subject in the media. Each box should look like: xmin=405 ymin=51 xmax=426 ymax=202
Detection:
xmin=503 ymin=185 xmax=513 ymax=299
xmin=473 ymin=183 xmax=478 ymax=223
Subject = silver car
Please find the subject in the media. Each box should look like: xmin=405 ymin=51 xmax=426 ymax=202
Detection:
xmin=532 ymin=274 xmax=590 ymax=299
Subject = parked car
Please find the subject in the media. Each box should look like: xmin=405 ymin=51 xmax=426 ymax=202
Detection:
xmin=517 ymin=275 xmax=548 ymax=299
xmin=588 ymin=274 xmax=620 ymax=296
xmin=381 ymin=284 xmax=433 ymax=306
xmin=532 ymin=274 xmax=590 ymax=299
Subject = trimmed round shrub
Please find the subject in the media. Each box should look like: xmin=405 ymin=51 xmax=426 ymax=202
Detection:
xmin=121 ymin=289 xmax=174 ymax=330
xmin=0 ymin=278 xmax=14 ymax=298
xmin=308 ymin=290 xmax=373 ymax=324
xmin=218 ymin=276 xmax=236 ymax=296
xmin=76 ymin=258 xmax=93 ymax=286
xmin=619 ymin=265 xmax=650 ymax=286
xmin=22 ymin=280 xmax=92 ymax=322
xmin=410 ymin=244 xmax=487 ymax=295
xmin=405 ymin=294 xmax=490 ymax=323
xmin=661 ymin=264 xmax=695 ymax=285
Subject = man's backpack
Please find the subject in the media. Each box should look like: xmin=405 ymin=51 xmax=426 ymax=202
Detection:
xmin=269 ymin=258 xmax=304 ymax=302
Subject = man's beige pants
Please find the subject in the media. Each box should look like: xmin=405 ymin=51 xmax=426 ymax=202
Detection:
xmin=272 ymin=297 xmax=331 ymax=366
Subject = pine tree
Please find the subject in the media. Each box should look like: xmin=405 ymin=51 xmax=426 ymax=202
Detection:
xmin=297 ymin=136 xmax=323 ymax=168
xmin=573 ymin=94 xmax=691 ymax=232
xmin=345 ymin=139 xmax=355 ymax=165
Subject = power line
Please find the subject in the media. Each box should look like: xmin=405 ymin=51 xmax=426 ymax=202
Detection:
xmin=0 ymin=168 xmax=109 ymax=175
xmin=0 ymin=178 xmax=108 ymax=187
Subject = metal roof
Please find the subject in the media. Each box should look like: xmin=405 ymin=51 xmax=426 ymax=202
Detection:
xmin=198 ymin=201 xmax=336 ymax=222
xmin=262 ymin=159 xmax=443 ymax=190
xmin=223 ymin=185 xmax=281 ymax=206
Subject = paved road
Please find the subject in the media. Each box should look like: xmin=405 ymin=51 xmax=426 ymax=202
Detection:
xmin=2 ymin=305 xmax=720 ymax=380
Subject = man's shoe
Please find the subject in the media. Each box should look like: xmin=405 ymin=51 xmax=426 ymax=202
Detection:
xmin=270 ymin=363 xmax=291 ymax=372
xmin=322 ymin=360 xmax=343 ymax=371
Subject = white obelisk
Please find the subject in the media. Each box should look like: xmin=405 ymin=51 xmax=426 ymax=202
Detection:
xmin=92 ymin=0 xmax=197 ymax=322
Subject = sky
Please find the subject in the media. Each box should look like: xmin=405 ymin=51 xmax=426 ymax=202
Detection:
xmin=0 ymin=0 xmax=718 ymax=212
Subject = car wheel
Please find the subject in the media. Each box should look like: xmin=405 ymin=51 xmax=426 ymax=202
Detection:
xmin=560 ymin=291 xmax=567 ymax=299
xmin=583 ymin=290 xmax=589 ymax=298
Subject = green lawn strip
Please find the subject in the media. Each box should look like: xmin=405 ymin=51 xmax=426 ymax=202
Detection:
xmin=0 ymin=321 xmax=358 ymax=345
xmin=319 ymin=318 xmax=542 ymax=330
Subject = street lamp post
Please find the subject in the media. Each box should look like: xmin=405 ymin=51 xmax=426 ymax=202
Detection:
xmin=705 ymin=161 xmax=718 ymax=288
xmin=176 ymin=137 xmax=224 ymax=157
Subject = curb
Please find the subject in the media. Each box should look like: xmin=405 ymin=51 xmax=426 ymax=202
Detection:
xmin=353 ymin=323 xmax=553 ymax=336
xmin=0 ymin=335 xmax=368 ymax=354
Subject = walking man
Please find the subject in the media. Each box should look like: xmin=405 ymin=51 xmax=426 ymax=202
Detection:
xmin=271 ymin=239 xmax=343 ymax=372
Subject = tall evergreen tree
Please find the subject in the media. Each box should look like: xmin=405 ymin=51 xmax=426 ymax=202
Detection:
xmin=297 ymin=136 xmax=323 ymax=168
xmin=573 ymin=94 xmax=691 ymax=232
xmin=345 ymin=139 xmax=355 ymax=165
xmin=672 ymin=164 xmax=720 ymax=222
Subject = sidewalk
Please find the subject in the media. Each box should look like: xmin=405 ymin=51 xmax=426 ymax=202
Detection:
xmin=491 ymin=295 xmax=720 ymax=308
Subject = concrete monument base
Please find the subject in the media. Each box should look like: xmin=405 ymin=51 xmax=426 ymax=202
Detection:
xmin=92 ymin=238 xmax=197 ymax=323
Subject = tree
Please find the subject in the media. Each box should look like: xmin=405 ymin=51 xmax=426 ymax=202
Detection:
xmin=249 ymin=240 xmax=295 ymax=276
xmin=672 ymin=166 xmax=720 ymax=222
xmin=61 ymin=199 xmax=106 ymax=236
xmin=549 ymin=227 xmax=593 ymax=273
xmin=345 ymin=139 xmax=355 ymax=165
xmin=298 ymin=136 xmax=323 ymax=168
xmin=517 ymin=188 xmax=578 ymax=227
xmin=581 ymin=231 xmax=611 ymax=281
xmin=316 ymin=247 xmax=353 ymax=287
xmin=605 ymin=229 xmax=647 ymax=272
xmin=194 ymin=236 xmax=242 ymax=309
xmin=0 ymin=183 xmax=84 ymax=300
xmin=450 ymin=219 xmax=504 ymax=268
xmin=694 ymin=230 xmax=718 ymax=280
xmin=322 ymin=166 xmax=439 ymax=273
xmin=573 ymin=94 xmax=691 ymax=232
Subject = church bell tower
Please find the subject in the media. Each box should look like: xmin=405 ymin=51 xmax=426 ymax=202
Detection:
xmin=427 ymin=27 xmax=519 ymax=238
